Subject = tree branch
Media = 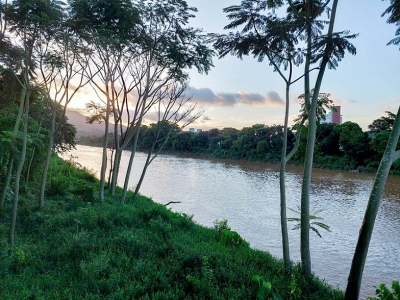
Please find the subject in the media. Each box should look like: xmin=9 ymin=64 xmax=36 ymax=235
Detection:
xmin=164 ymin=201 xmax=181 ymax=206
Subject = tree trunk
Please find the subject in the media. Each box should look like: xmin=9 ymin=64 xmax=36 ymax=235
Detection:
xmin=300 ymin=18 xmax=313 ymax=275
xmin=120 ymin=67 xmax=151 ymax=204
xmin=110 ymin=148 xmax=122 ymax=195
xmin=120 ymin=128 xmax=139 ymax=204
xmin=25 ymin=147 xmax=35 ymax=184
xmin=132 ymin=148 xmax=152 ymax=201
xmin=0 ymin=158 xmax=14 ymax=209
xmin=280 ymin=82 xmax=291 ymax=270
xmin=99 ymin=82 xmax=111 ymax=202
xmin=39 ymin=104 xmax=56 ymax=208
xmin=300 ymin=0 xmax=338 ymax=275
xmin=10 ymin=90 xmax=30 ymax=246
xmin=344 ymin=106 xmax=400 ymax=300
xmin=0 ymin=88 xmax=27 ymax=208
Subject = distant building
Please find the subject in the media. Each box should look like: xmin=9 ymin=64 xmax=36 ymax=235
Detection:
xmin=188 ymin=128 xmax=202 ymax=133
xmin=322 ymin=105 xmax=342 ymax=125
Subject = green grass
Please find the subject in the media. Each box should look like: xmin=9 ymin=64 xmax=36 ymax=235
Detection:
xmin=0 ymin=155 xmax=344 ymax=299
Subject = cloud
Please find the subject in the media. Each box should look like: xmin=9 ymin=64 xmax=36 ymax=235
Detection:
xmin=186 ymin=86 xmax=284 ymax=107
xmin=265 ymin=91 xmax=284 ymax=106
xmin=201 ymin=115 xmax=211 ymax=123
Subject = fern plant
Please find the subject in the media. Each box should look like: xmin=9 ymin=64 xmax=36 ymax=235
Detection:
xmin=287 ymin=206 xmax=331 ymax=238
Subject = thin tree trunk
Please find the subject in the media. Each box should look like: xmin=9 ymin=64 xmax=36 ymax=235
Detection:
xmin=39 ymin=105 xmax=56 ymax=208
xmin=25 ymin=119 xmax=42 ymax=184
xmin=344 ymin=106 xmax=400 ymax=300
xmin=0 ymin=158 xmax=14 ymax=209
xmin=280 ymin=82 xmax=292 ymax=270
xmin=0 ymin=88 xmax=27 ymax=208
xmin=107 ymin=147 xmax=114 ymax=189
xmin=132 ymin=148 xmax=152 ymax=201
xmin=120 ymin=129 xmax=139 ymax=204
xmin=120 ymin=68 xmax=151 ymax=204
xmin=10 ymin=91 xmax=30 ymax=247
xmin=25 ymin=147 xmax=35 ymax=184
xmin=110 ymin=148 xmax=122 ymax=195
xmin=300 ymin=0 xmax=338 ymax=275
xmin=300 ymin=18 xmax=313 ymax=275
xmin=99 ymin=82 xmax=111 ymax=202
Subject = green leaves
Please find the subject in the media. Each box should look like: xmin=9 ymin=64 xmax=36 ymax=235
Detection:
xmin=287 ymin=206 xmax=332 ymax=238
xmin=367 ymin=280 xmax=400 ymax=300
xmin=252 ymin=274 xmax=283 ymax=300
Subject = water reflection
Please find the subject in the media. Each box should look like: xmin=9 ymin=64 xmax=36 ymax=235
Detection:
xmin=64 ymin=145 xmax=400 ymax=299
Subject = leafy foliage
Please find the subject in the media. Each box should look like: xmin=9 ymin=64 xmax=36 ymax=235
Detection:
xmin=287 ymin=206 xmax=331 ymax=238
xmin=368 ymin=281 xmax=400 ymax=300
xmin=252 ymin=274 xmax=283 ymax=300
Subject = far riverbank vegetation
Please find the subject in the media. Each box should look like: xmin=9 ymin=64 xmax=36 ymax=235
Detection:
xmin=79 ymin=110 xmax=400 ymax=175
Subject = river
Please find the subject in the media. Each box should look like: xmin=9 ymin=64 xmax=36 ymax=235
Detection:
xmin=63 ymin=145 xmax=400 ymax=299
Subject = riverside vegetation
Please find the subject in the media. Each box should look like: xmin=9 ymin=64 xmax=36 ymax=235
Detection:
xmin=0 ymin=154 xmax=344 ymax=299
xmin=79 ymin=110 xmax=400 ymax=175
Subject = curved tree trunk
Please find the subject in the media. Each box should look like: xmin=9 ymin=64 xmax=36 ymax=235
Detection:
xmin=344 ymin=106 xmax=400 ymax=300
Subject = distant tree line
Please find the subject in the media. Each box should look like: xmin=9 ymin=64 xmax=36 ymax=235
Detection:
xmin=79 ymin=110 xmax=400 ymax=174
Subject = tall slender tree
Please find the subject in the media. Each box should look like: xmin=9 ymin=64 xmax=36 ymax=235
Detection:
xmin=4 ymin=0 xmax=65 ymax=245
xmin=69 ymin=0 xmax=141 ymax=202
xmin=213 ymin=0 xmax=355 ymax=272
xmin=344 ymin=106 xmax=400 ymax=300
xmin=213 ymin=1 xmax=308 ymax=270
xmin=116 ymin=0 xmax=213 ymax=204
xmin=288 ymin=0 xmax=356 ymax=274
xmin=36 ymin=0 xmax=90 ymax=208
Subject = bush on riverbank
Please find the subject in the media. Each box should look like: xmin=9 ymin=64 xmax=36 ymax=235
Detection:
xmin=0 ymin=155 xmax=344 ymax=299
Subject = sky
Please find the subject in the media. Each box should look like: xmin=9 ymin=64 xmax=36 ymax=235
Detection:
xmin=69 ymin=0 xmax=400 ymax=131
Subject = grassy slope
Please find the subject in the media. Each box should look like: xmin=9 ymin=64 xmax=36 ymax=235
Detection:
xmin=0 ymin=155 xmax=343 ymax=299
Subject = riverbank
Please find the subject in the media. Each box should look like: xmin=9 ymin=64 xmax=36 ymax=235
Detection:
xmin=0 ymin=154 xmax=343 ymax=299
xmin=77 ymin=139 xmax=400 ymax=176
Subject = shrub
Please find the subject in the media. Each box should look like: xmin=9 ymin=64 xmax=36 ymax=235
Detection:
xmin=368 ymin=281 xmax=400 ymax=300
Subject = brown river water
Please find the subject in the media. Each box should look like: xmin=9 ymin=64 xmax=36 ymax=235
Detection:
xmin=64 ymin=145 xmax=400 ymax=299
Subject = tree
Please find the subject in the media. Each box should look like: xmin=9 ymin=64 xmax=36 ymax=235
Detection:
xmin=69 ymin=0 xmax=141 ymax=202
xmin=214 ymin=0 xmax=356 ymax=273
xmin=291 ymin=0 xmax=356 ymax=275
xmin=214 ymin=0 xmax=308 ymax=269
xmin=368 ymin=111 xmax=396 ymax=133
xmin=345 ymin=106 xmax=400 ymax=300
xmin=4 ymin=0 xmax=65 ymax=246
xmin=132 ymin=82 xmax=202 ymax=200
xmin=117 ymin=0 xmax=213 ymax=204
xmin=382 ymin=0 xmax=400 ymax=48
xmin=37 ymin=7 xmax=92 ymax=208
xmin=335 ymin=121 xmax=370 ymax=167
